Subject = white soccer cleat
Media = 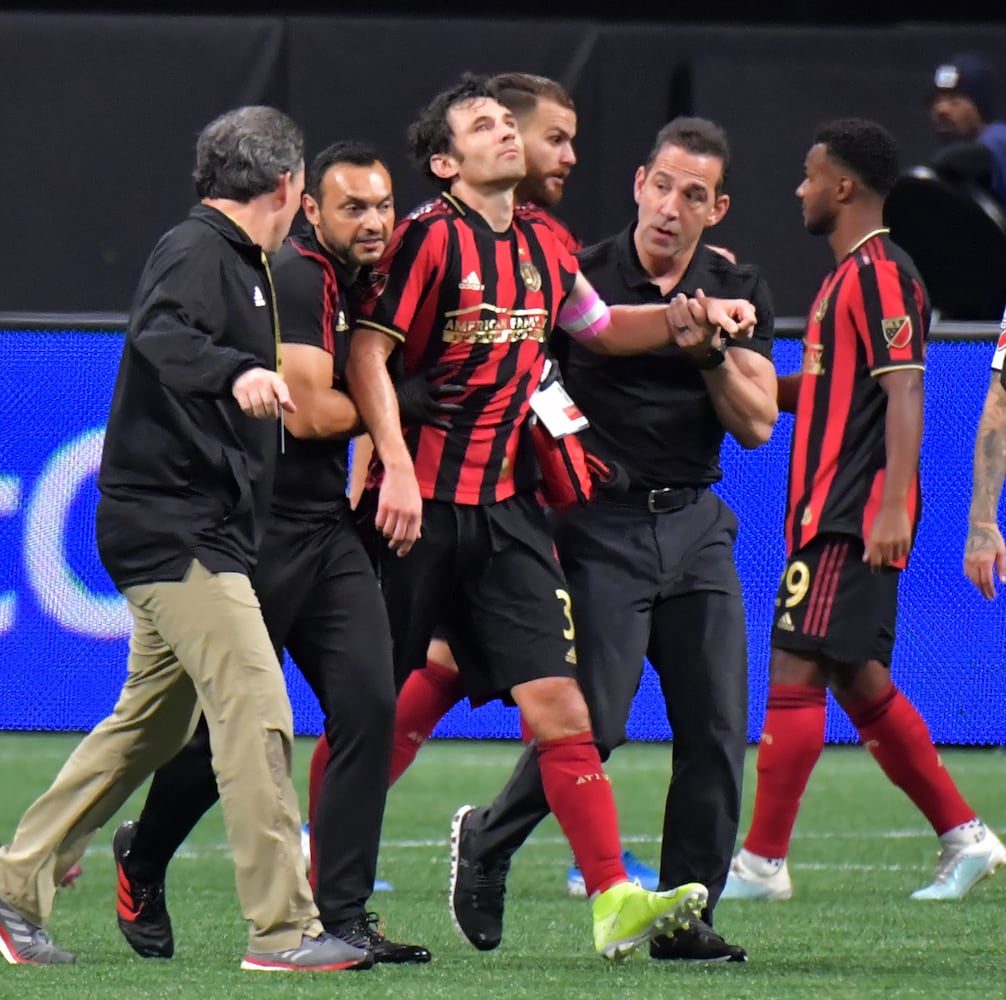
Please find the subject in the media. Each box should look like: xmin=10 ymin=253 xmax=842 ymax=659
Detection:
xmin=911 ymin=825 xmax=1006 ymax=900
xmin=720 ymin=849 xmax=793 ymax=901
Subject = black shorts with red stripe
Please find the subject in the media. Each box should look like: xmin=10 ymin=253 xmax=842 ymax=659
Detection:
xmin=770 ymin=532 xmax=899 ymax=665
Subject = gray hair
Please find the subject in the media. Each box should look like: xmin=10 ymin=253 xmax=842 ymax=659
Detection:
xmin=193 ymin=106 xmax=304 ymax=202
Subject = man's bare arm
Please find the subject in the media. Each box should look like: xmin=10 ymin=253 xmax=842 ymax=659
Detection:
xmin=965 ymin=373 xmax=1006 ymax=598
xmin=281 ymin=342 xmax=363 ymax=440
xmin=345 ymin=327 xmax=422 ymax=555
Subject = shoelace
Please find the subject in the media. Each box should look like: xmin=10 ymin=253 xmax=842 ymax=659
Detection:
xmin=471 ymin=860 xmax=508 ymax=897
xmin=344 ymin=911 xmax=385 ymax=946
xmin=931 ymin=848 xmax=957 ymax=882
xmin=130 ymin=879 xmax=166 ymax=914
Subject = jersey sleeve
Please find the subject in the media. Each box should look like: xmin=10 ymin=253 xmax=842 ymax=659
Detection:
xmin=849 ymin=259 xmax=927 ymax=375
xmin=356 ymin=218 xmax=448 ymax=343
xmin=271 ymin=252 xmax=330 ymax=352
xmin=728 ymin=273 xmax=775 ymax=361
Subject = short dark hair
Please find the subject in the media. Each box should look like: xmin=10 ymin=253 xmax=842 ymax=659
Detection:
xmin=407 ymin=73 xmax=497 ymax=186
xmin=815 ymin=118 xmax=900 ymax=197
xmin=193 ymin=106 xmax=304 ymax=201
xmin=306 ymin=140 xmax=387 ymax=202
xmin=644 ymin=117 xmax=730 ymax=195
xmin=488 ymin=73 xmax=575 ymax=120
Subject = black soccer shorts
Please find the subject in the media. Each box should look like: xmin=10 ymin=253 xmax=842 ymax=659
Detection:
xmin=379 ymin=493 xmax=578 ymax=703
xmin=770 ymin=532 xmax=900 ymax=666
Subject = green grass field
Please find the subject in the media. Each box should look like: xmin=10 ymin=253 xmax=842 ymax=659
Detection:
xmin=1 ymin=735 xmax=1004 ymax=999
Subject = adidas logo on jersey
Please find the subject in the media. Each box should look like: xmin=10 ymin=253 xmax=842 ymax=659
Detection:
xmin=252 ymin=285 xmax=267 ymax=307
xmin=776 ymin=611 xmax=795 ymax=632
xmin=458 ymin=271 xmax=484 ymax=292
xmin=565 ymin=645 xmax=578 ymax=665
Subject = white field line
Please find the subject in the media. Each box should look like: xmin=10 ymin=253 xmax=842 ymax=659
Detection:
xmin=81 ymin=827 xmax=940 ymax=864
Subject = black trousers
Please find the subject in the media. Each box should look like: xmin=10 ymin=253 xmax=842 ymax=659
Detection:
xmin=127 ymin=504 xmax=396 ymax=929
xmin=473 ymin=489 xmax=749 ymax=917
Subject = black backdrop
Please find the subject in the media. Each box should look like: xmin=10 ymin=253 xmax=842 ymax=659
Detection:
xmin=3 ymin=12 xmax=1006 ymax=315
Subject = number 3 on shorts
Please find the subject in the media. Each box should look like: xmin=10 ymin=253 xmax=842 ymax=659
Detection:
xmin=554 ymin=588 xmax=575 ymax=640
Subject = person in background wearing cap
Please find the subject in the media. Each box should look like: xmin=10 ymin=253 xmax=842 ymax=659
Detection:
xmin=930 ymin=52 xmax=1006 ymax=209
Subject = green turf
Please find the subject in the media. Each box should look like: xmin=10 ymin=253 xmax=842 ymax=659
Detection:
xmin=0 ymin=735 xmax=1004 ymax=998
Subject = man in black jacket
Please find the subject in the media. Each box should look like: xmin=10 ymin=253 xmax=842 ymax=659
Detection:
xmin=451 ymin=118 xmax=777 ymax=963
xmin=109 ymin=141 xmax=443 ymax=966
xmin=0 ymin=106 xmax=369 ymax=974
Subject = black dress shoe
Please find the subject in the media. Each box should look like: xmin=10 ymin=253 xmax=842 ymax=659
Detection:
xmin=330 ymin=911 xmax=431 ymax=964
xmin=650 ymin=918 xmax=747 ymax=962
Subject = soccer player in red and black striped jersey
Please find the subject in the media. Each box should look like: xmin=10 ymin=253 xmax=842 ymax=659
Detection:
xmin=381 ymin=72 xmax=585 ymax=788
xmin=723 ymin=119 xmax=1005 ymax=903
xmin=347 ymin=74 xmax=755 ymax=960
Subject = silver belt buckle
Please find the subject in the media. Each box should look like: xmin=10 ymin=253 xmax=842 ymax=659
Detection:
xmin=647 ymin=488 xmax=672 ymax=513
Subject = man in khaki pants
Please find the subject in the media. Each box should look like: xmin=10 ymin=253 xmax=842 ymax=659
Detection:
xmin=0 ymin=106 xmax=371 ymax=973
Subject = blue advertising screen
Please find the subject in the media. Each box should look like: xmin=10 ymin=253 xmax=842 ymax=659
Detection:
xmin=2 ymin=329 xmax=1005 ymax=744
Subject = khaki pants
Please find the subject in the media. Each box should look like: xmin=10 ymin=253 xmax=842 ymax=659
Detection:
xmin=0 ymin=559 xmax=321 ymax=952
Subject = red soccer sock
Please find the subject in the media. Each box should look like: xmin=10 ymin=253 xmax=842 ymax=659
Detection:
xmin=744 ymin=684 xmax=827 ymax=859
xmin=846 ymin=681 xmax=976 ymax=835
xmin=306 ymin=733 xmax=330 ymax=891
xmin=537 ymin=732 xmax=625 ymax=896
xmin=388 ymin=658 xmax=466 ymax=787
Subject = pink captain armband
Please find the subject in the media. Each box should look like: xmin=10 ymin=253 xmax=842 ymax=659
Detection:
xmin=557 ymin=288 xmax=611 ymax=343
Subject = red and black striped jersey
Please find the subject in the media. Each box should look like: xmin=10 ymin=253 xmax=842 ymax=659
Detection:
xmin=515 ymin=203 xmax=582 ymax=254
xmin=786 ymin=229 xmax=928 ymax=565
xmin=357 ymin=193 xmax=579 ymax=505
xmin=269 ymin=227 xmax=357 ymax=515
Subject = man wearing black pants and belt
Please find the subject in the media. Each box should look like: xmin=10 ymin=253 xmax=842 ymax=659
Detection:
xmin=453 ymin=117 xmax=777 ymax=962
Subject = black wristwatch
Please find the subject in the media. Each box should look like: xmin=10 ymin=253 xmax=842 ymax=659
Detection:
xmin=694 ymin=336 xmax=728 ymax=370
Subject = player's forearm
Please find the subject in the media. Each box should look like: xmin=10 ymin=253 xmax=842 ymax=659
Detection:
xmin=703 ymin=356 xmax=778 ymax=448
xmin=284 ymin=389 xmax=364 ymax=441
xmin=345 ymin=335 xmax=413 ymax=470
xmin=969 ymin=376 xmax=1006 ymax=524
xmin=594 ymin=304 xmax=673 ymax=355
xmin=881 ymin=373 xmax=923 ymax=509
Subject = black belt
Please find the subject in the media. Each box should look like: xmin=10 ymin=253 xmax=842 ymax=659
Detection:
xmin=612 ymin=486 xmax=705 ymax=514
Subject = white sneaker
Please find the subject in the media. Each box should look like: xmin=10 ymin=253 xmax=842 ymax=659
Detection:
xmin=720 ymin=849 xmax=793 ymax=901
xmin=911 ymin=824 xmax=1006 ymax=900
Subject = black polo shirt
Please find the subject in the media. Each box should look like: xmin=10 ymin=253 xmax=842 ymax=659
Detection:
xmin=269 ymin=227 xmax=360 ymax=517
xmin=553 ymin=223 xmax=775 ymax=489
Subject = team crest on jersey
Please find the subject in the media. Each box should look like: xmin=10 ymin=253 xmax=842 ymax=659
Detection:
xmin=813 ymin=294 xmax=829 ymax=323
xmin=520 ymin=261 xmax=542 ymax=293
xmin=802 ymin=339 xmax=825 ymax=377
xmin=881 ymin=315 xmax=912 ymax=350
xmin=458 ymin=270 xmax=484 ymax=292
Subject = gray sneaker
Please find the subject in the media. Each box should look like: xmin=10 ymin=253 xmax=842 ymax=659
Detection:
xmin=241 ymin=931 xmax=373 ymax=972
xmin=0 ymin=895 xmax=76 ymax=965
